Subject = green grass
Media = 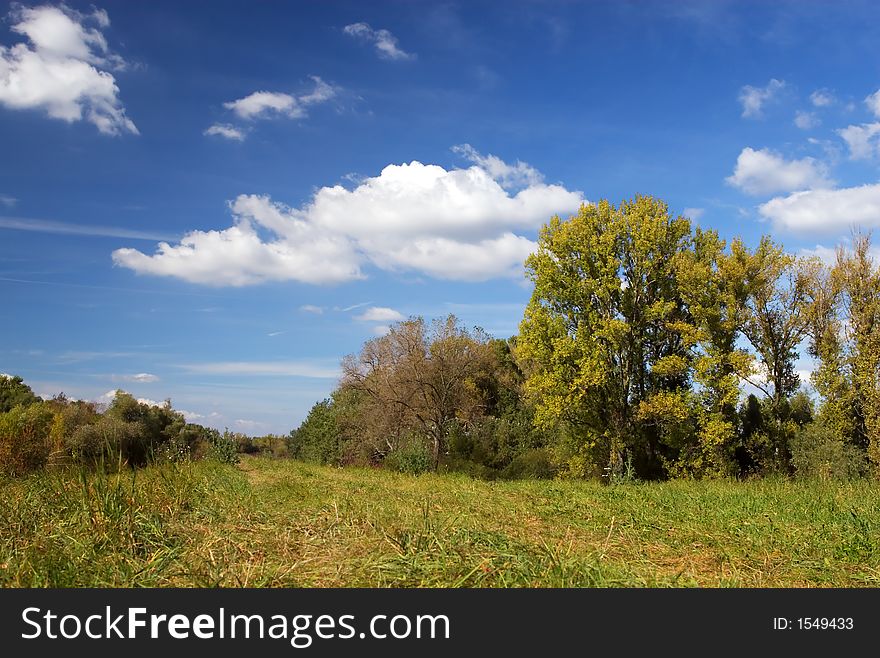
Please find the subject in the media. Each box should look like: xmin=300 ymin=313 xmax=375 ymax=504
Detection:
xmin=2 ymin=455 xmax=879 ymax=587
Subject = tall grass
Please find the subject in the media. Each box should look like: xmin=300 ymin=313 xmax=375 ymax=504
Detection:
xmin=2 ymin=457 xmax=879 ymax=587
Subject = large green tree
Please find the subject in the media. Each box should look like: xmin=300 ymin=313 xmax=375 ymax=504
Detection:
xmin=518 ymin=196 xmax=695 ymax=479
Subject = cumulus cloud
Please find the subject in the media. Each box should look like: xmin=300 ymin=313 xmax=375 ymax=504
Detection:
xmin=298 ymin=304 xmax=324 ymax=314
xmin=355 ymin=306 xmax=405 ymax=322
xmin=794 ymin=110 xmax=819 ymax=130
xmin=113 ymin=147 xmax=585 ymax=284
xmin=343 ymin=22 xmax=414 ymax=60
xmin=758 ymin=184 xmax=880 ymax=233
xmin=0 ymin=4 xmax=137 ymax=135
xmin=738 ymin=79 xmax=785 ymax=118
xmin=204 ymin=123 xmax=245 ymax=141
xmin=865 ymin=89 xmax=880 ymax=118
xmin=223 ymin=76 xmax=336 ymax=120
xmin=726 ymin=147 xmax=832 ymax=196
xmin=837 ymin=122 xmax=880 ymax=160
xmin=810 ymin=89 xmax=834 ymax=107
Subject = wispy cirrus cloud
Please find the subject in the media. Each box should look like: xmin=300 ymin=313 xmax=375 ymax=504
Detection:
xmin=223 ymin=76 xmax=337 ymax=120
xmin=204 ymin=123 xmax=245 ymax=141
xmin=738 ymin=78 xmax=785 ymax=118
xmin=343 ymin=22 xmax=414 ymax=60
xmin=180 ymin=360 xmax=340 ymax=379
xmin=0 ymin=216 xmax=176 ymax=241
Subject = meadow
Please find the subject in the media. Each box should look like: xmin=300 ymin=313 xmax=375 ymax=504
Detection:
xmin=1 ymin=455 xmax=878 ymax=588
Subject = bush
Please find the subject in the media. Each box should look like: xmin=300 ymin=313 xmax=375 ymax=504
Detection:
xmin=790 ymin=420 xmax=867 ymax=481
xmin=0 ymin=403 xmax=54 ymax=475
xmin=66 ymin=416 xmax=143 ymax=467
xmin=384 ymin=438 xmax=433 ymax=475
xmin=291 ymin=398 xmax=342 ymax=464
xmin=209 ymin=430 xmax=240 ymax=465
xmin=500 ymin=448 xmax=557 ymax=480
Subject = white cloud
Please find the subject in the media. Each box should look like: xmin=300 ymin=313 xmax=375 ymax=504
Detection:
xmin=298 ymin=304 xmax=324 ymax=314
xmin=180 ymin=360 xmax=340 ymax=379
xmin=372 ymin=325 xmax=391 ymax=337
xmin=112 ymin=372 xmax=159 ymax=383
xmin=0 ymin=194 xmax=16 ymax=207
xmin=0 ymin=4 xmax=137 ymax=135
xmin=223 ymin=76 xmax=336 ymax=120
xmin=0 ymin=216 xmax=175 ymax=241
xmin=865 ymin=89 xmax=880 ymax=118
xmin=738 ymin=79 xmax=785 ymax=118
xmin=683 ymin=207 xmax=704 ymax=221
xmin=794 ymin=110 xmax=819 ymax=130
xmin=726 ymin=147 xmax=832 ymax=196
xmin=837 ymin=122 xmax=880 ymax=160
xmin=343 ymin=22 xmax=414 ymax=60
xmin=136 ymin=397 xmax=161 ymax=407
xmin=800 ymin=243 xmax=880 ymax=266
xmin=452 ymin=144 xmax=543 ymax=190
xmin=113 ymin=147 xmax=585 ymax=284
xmin=355 ymin=306 xmax=405 ymax=322
xmin=224 ymin=91 xmax=299 ymax=120
xmin=204 ymin=123 xmax=245 ymax=141
xmin=810 ymin=89 xmax=834 ymax=107
xmin=759 ymin=183 xmax=880 ymax=233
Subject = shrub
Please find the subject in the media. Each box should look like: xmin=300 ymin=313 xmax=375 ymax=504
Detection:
xmin=66 ymin=416 xmax=143 ymax=467
xmin=500 ymin=448 xmax=557 ymax=480
xmin=384 ymin=437 xmax=433 ymax=475
xmin=790 ymin=420 xmax=867 ymax=481
xmin=0 ymin=403 xmax=54 ymax=475
xmin=208 ymin=430 xmax=240 ymax=465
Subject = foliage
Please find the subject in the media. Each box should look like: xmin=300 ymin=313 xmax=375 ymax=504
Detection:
xmin=208 ymin=429 xmax=241 ymax=465
xmin=0 ymin=375 xmax=40 ymax=414
xmin=790 ymin=418 xmax=868 ymax=481
xmin=290 ymin=398 xmax=343 ymax=464
xmin=0 ymin=402 xmax=53 ymax=475
xmin=340 ymin=315 xmax=495 ymax=469
xmin=384 ymin=436 xmax=434 ymax=475
xmin=519 ymin=196 xmax=698 ymax=478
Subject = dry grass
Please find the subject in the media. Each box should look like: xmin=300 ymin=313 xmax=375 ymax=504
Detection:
xmin=1 ymin=455 xmax=879 ymax=587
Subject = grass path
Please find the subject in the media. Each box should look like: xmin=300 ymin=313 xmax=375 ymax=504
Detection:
xmin=2 ymin=456 xmax=879 ymax=586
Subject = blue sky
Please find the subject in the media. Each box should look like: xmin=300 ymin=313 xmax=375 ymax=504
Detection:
xmin=3 ymin=1 xmax=880 ymax=434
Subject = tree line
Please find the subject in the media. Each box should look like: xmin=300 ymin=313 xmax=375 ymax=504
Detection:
xmin=292 ymin=196 xmax=880 ymax=481
xmin=3 ymin=195 xmax=877 ymax=481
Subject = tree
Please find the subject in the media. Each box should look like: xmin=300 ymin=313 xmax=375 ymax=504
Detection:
xmin=518 ymin=196 xmax=694 ymax=479
xmin=810 ymin=234 xmax=880 ymax=469
xmin=0 ymin=374 xmax=40 ymax=413
xmin=671 ymin=230 xmax=752 ymax=476
xmin=742 ymin=238 xmax=811 ymax=419
xmin=340 ymin=315 xmax=493 ymax=469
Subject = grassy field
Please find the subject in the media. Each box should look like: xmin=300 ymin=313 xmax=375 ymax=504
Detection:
xmin=1 ymin=455 xmax=878 ymax=587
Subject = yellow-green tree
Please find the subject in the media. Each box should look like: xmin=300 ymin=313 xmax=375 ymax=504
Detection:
xmin=518 ymin=196 xmax=694 ymax=479
xmin=670 ymin=230 xmax=752 ymax=476
xmin=808 ymin=235 xmax=880 ymax=470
